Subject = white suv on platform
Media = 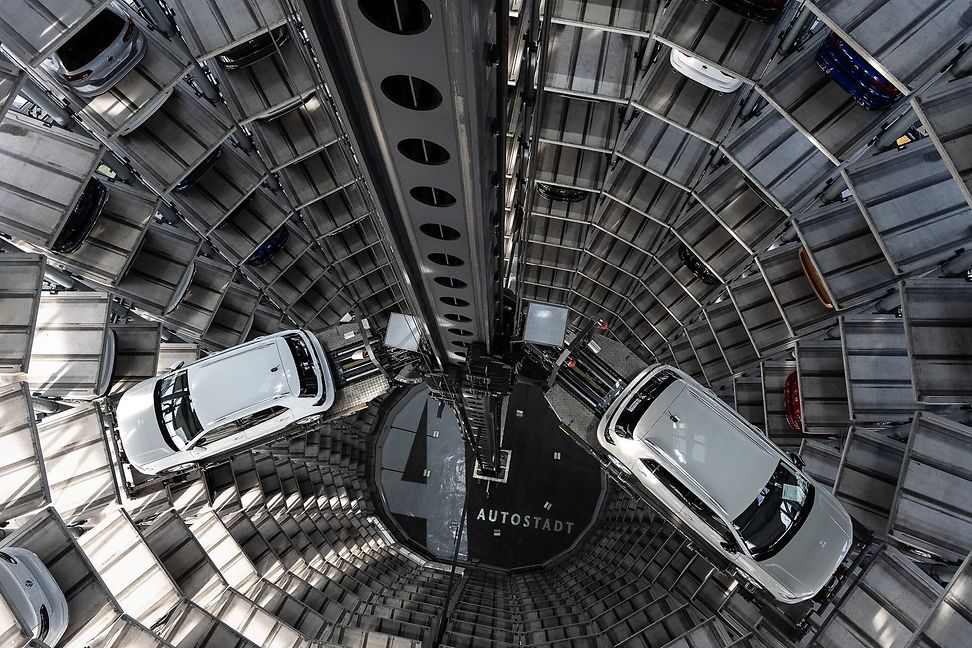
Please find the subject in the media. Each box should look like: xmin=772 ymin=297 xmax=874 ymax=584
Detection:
xmin=116 ymin=330 xmax=335 ymax=475
xmin=597 ymin=364 xmax=852 ymax=603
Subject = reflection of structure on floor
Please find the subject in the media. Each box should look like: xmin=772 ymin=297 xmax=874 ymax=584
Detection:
xmin=465 ymin=383 xmax=605 ymax=570
xmin=376 ymin=384 xmax=467 ymax=560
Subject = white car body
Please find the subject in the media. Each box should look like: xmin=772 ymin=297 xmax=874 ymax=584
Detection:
xmin=597 ymin=364 xmax=853 ymax=603
xmin=116 ymin=329 xmax=336 ymax=475
xmin=0 ymin=547 xmax=69 ymax=646
xmin=41 ymin=2 xmax=146 ymax=97
xmin=669 ymin=49 xmax=743 ymax=93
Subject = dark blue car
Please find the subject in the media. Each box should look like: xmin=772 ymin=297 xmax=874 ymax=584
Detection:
xmin=816 ymin=33 xmax=901 ymax=110
xmin=245 ymin=227 xmax=289 ymax=267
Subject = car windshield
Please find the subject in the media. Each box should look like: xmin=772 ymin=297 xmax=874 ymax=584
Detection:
xmin=53 ymin=178 xmax=105 ymax=252
xmin=732 ymin=461 xmax=814 ymax=561
xmin=154 ymin=371 xmax=203 ymax=450
xmin=614 ymin=370 xmax=677 ymax=439
xmin=284 ymin=333 xmax=318 ymax=397
xmin=58 ymin=9 xmax=126 ymax=70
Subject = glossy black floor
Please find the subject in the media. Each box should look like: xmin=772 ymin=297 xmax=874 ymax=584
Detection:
xmin=464 ymin=382 xmax=605 ymax=569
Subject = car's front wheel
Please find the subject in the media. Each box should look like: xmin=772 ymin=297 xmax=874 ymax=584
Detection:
xmin=160 ymin=463 xmax=196 ymax=476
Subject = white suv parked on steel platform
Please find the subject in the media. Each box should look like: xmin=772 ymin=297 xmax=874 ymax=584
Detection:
xmin=116 ymin=330 xmax=335 ymax=475
xmin=597 ymin=364 xmax=852 ymax=603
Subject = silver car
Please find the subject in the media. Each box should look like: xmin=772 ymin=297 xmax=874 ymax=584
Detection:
xmin=598 ymin=364 xmax=853 ymax=603
xmin=41 ymin=2 xmax=146 ymax=97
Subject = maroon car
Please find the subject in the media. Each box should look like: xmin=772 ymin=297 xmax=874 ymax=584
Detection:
xmin=784 ymin=372 xmax=802 ymax=431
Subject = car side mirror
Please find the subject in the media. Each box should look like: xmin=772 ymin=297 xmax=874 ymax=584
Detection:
xmin=169 ymin=360 xmax=185 ymax=372
xmin=789 ymin=451 xmax=806 ymax=469
xmin=194 ymin=437 xmax=208 ymax=448
xmin=720 ymin=541 xmax=739 ymax=554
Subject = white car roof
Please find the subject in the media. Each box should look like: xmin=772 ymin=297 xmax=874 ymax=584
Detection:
xmin=641 ymin=380 xmax=779 ymax=519
xmin=188 ymin=339 xmax=294 ymax=428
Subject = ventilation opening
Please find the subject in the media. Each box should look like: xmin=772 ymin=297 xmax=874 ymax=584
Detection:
xmin=381 ymin=75 xmax=442 ymax=110
xmin=678 ymin=243 xmax=720 ymax=286
xmin=452 ymin=340 xmax=471 ymax=347
xmin=444 ymin=313 xmax=471 ymax=323
xmin=420 ymin=223 xmax=461 ymax=240
xmin=411 ymin=186 xmax=456 ymax=207
xmin=434 ymin=276 xmax=467 ymax=289
xmin=359 ymin=0 xmax=432 ymax=35
xmin=398 ymin=138 xmax=450 ymax=165
xmin=537 ymin=183 xmax=587 ymax=203
xmin=448 ymin=328 xmax=473 ymax=336
xmin=441 ymin=296 xmax=470 ymax=307
xmin=428 ymin=252 xmax=463 ymax=267
xmin=453 ymin=351 xmax=467 ymax=358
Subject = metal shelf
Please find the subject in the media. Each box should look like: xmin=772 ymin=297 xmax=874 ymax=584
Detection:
xmin=722 ymin=105 xmax=837 ymax=214
xmin=794 ymin=337 xmax=850 ymax=435
xmin=0 ymin=54 xmax=25 ymax=121
xmin=807 ymin=0 xmax=972 ymax=93
xmin=756 ymin=28 xmax=904 ymax=163
xmin=166 ymin=0 xmax=287 ymax=61
xmin=213 ymin=26 xmax=316 ymax=125
xmin=794 ymin=197 xmax=897 ymax=310
xmin=0 ymin=508 xmax=123 ymax=647
xmin=36 ymin=179 xmax=159 ymax=288
xmin=114 ymin=219 xmax=203 ymax=318
xmin=120 ymin=83 xmax=235 ymax=193
xmin=670 ymin=331 xmax=705 ymax=384
xmin=890 ymin=411 xmax=972 ymax=561
xmin=0 ymin=0 xmax=114 ymax=67
xmin=757 ymin=241 xmax=834 ymax=338
xmin=846 ymin=139 xmax=972 ymax=276
xmin=0 ymin=253 xmax=45 ymax=373
xmin=671 ymin=202 xmax=749 ymax=280
xmin=553 ymin=0 xmax=655 ymax=34
xmin=108 ymin=320 xmax=162 ymax=397
xmin=704 ymin=294 xmax=758 ymax=372
xmin=631 ymin=44 xmax=738 ymax=143
xmin=899 ymin=278 xmax=972 ymax=405
xmin=170 ymin=143 xmax=268 ymax=235
xmin=684 ymin=316 xmax=731 ymax=385
xmin=0 ymin=111 xmax=103 ymax=249
xmin=48 ymin=11 xmax=192 ymax=140
xmin=202 ymin=277 xmax=260 ymax=350
xmin=656 ymin=0 xmax=793 ymax=81
xmin=840 ymin=313 xmax=915 ymax=422
xmin=26 ymin=292 xmax=113 ymax=399
xmin=249 ymin=92 xmax=340 ymax=173
xmin=760 ymin=359 xmax=797 ymax=443
xmin=0 ymin=382 xmax=49 ymax=524
xmin=916 ymin=74 xmax=972 ymax=210
xmin=727 ymin=270 xmax=793 ymax=357
xmin=693 ymin=163 xmax=787 ymax=255
xmin=833 ymin=426 xmax=907 ymax=538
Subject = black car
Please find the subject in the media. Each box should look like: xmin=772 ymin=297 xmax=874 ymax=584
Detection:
xmin=245 ymin=227 xmax=290 ymax=267
xmin=710 ymin=0 xmax=788 ymax=23
xmin=678 ymin=243 xmax=719 ymax=285
xmin=216 ymin=25 xmax=289 ymax=69
xmin=52 ymin=178 xmax=109 ymax=253
xmin=174 ymin=147 xmax=222 ymax=192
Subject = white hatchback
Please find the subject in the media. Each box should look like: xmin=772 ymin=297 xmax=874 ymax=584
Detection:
xmin=116 ymin=330 xmax=336 ymax=475
xmin=669 ymin=49 xmax=743 ymax=93
xmin=597 ymin=364 xmax=853 ymax=603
